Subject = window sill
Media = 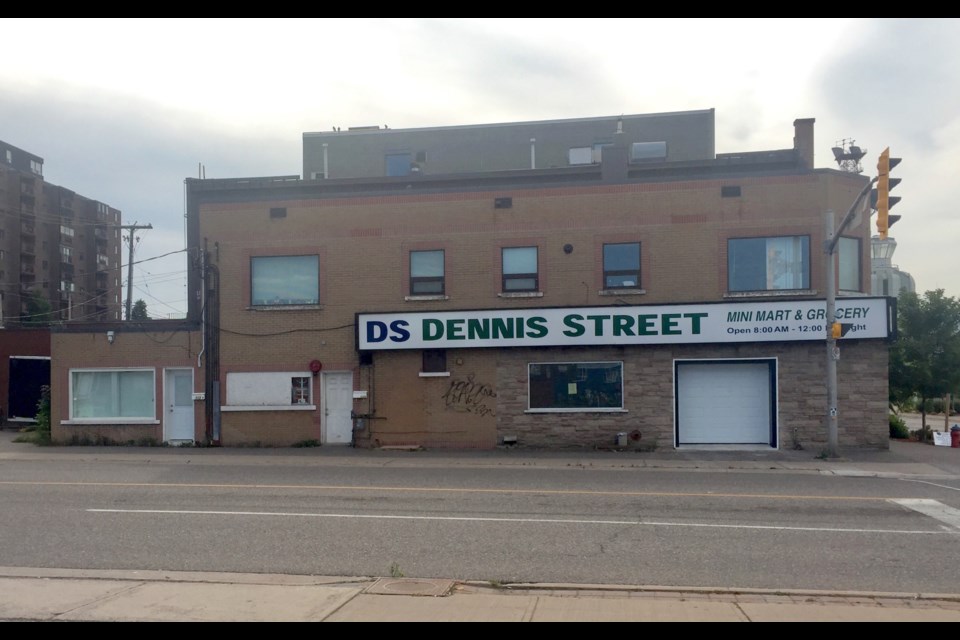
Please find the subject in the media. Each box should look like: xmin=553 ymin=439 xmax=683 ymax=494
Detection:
xmin=62 ymin=419 xmax=161 ymax=425
xmin=599 ymin=288 xmax=646 ymax=296
xmin=247 ymin=305 xmax=324 ymax=311
xmin=418 ymin=372 xmax=451 ymax=378
xmin=723 ymin=289 xmax=817 ymax=299
xmin=498 ymin=292 xmax=544 ymax=299
xmin=405 ymin=295 xmax=450 ymax=302
xmin=524 ymin=408 xmax=628 ymax=414
xmin=221 ymin=405 xmax=317 ymax=412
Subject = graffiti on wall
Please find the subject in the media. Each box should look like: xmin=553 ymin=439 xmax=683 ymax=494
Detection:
xmin=441 ymin=374 xmax=496 ymax=417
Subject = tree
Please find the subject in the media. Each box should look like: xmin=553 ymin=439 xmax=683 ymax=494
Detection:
xmin=889 ymin=289 xmax=960 ymax=440
xmin=131 ymin=298 xmax=150 ymax=321
xmin=19 ymin=291 xmax=53 ymax=326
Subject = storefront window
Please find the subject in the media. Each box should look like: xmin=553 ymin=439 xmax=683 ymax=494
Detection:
xmin=71 ymin=369 xmax=154 ymax=419
xmin=528 ymin=362 xmax=623 ymax=410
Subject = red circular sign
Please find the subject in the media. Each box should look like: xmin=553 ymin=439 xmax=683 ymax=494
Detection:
xmin=309 ymin=360 xmax=322 ymax=373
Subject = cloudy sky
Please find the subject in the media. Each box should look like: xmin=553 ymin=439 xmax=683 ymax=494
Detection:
xmin=3 ymin=18 xmax=957 ymax=317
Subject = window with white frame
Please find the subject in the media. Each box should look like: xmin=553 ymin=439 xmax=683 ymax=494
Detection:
xmin=291 ymin=376 xmax=311 ymax=404
xmin=30 ymin=159 xmax=42 ymax=175
xmin=225 ymin=371 xmax=314 ymax=408
xmin=603 ymin=242 xmax=640 ymax=289
xmin=71 ymin=369 xmax=155 ymax=419
xmin=838 ymin=236 xmax=861 ymax=292
xmin=410 ymin=250 xmax=444 ymax=295
xmin=728 ymin=236 xmax=810 ymax=292
xmin=422 ymin=349 xmax=447 ymax=374
xmin=528 ymin=362 xmax=623 ymax=411
xmin=502 ymin=246 xmax=538 ymax=292
xmin=250 ymin=255 xmax=319 ymax=306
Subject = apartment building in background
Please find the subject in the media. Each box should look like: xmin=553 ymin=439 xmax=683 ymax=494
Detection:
xmin=0 ymin=140 xmax=123 ymax=327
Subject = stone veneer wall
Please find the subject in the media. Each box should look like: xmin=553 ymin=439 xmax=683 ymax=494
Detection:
xmin=495 ymin=341 xmax=888 ymax=451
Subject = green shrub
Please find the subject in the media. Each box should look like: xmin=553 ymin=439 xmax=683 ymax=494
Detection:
xmin=292 ymin=439 xmax=321 ymax=448
xmin=34 ymin=386 xmax=51 ymax=446
xmin=889 ymin=414 xmax=910 ymax=439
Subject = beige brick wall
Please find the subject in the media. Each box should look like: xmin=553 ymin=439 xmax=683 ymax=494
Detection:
xmin=358 ymin=350 xmax=498 ymax=449
xmin=51 ymin=329 xmax=204 ymax=445
xmin=196 ymin=168 xmax=884 ymax=449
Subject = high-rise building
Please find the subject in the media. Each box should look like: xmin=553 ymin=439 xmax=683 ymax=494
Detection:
xmin=0 ymin=140 xmax=123 ymax=326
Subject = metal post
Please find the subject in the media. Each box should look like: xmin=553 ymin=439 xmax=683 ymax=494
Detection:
xmin=821 ymin=177 xmax=877 ymax=458
xmin=824 ymin=209 xmax=839 ymax=457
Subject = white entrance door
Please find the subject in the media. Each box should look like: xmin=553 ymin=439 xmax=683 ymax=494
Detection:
xmin=676 ymin=361 xmax=774 ymax=446
xmin=323 ymin=371 xmax=353 ymax=445
xmin=164 ymin=369 xmax=195 ymax=443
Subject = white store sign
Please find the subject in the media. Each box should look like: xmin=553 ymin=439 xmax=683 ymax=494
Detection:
xmin=357 ymin=298 xmax=894 ymax=351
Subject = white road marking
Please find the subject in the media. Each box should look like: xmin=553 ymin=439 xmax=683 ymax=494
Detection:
xmin=87 ymin=508 xmax=959 ymax=535
xmin=900 ymin=478 xmax=960 ymax=492
xmin=889 ymin=499 xmax=960 ymax=531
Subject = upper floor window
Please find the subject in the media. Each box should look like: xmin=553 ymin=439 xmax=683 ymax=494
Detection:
xmin=838 ymin=236 xmax=861 ymax=292
xmin=251 ymin=255 xmax=319 ymax=306
xmin=603 ymin=242 xmax=641 ymax=289
xmin=728 ymin=236 xmax=810 ymax=292
xmin=502 ymin=247 xmax=538 ymax=293
xmin=386 ymin=152 xmax=413 ymax=177
xmin=29 ymin=159 xmax=42 ymax=176
xmin=410 ymin=250 xmax=444 ymax=295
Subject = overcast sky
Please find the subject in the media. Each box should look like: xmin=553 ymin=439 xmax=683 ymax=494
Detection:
xmin=3 ymin=18 xmax=957 ymax=317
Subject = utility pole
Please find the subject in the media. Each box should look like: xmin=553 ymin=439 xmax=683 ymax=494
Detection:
xmin=121 ymin=223 xmax=153 ymax=321
xmin=823 ymin=178 xmax=876 ymax=458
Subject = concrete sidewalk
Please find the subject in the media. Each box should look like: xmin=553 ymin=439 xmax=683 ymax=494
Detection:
xmin=1 ymin=566 xmax=959 ymax=622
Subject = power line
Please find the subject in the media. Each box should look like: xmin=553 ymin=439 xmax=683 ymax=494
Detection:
xmin=0 ymin=248 xmax=191 ymax=289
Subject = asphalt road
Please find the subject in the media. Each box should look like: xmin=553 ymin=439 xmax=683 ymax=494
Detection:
xmin=1 ymin=441 xmax=958 ymax=594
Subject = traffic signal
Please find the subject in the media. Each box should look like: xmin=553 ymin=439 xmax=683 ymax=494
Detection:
xmin=873 ymin=147 xmax=901 ymax=239
xmin=831 ymin=322 xmax=853 ymax=339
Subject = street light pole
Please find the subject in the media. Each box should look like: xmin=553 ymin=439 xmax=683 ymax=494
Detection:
xmin=823 ymin=178 xmax=877 ymax=458
xmin=824 ymin=209 xmax=839 ymax=457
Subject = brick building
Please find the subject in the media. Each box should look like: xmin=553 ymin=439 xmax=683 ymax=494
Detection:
xmin=172 ymin=111 xmax=891 ymax=450
xmin=0 ymin=139 xmax=123 ymax=326
xmin=50 ymin=110 xmax=893 ymax=450
xmin=2 ymin=140 xmax=124 ymax=425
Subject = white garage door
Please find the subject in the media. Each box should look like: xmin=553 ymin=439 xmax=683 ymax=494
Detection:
xmin=676 ymin=361 xmax=775 ymax=446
